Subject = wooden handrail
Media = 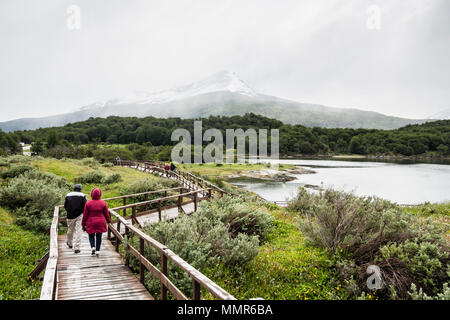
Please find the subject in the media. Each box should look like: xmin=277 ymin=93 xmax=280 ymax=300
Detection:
xmin=108 ymin=209 xmax=236 ymax=300
xmin=40 ymin=206 xmax=59 ymax=300
xmin=124 ymin=160 xmax=236 ymax=198
xmin=110 ymin=189 xmax=209 ymax=211
xmin=102 ymin=187 xmax=183 ymax=202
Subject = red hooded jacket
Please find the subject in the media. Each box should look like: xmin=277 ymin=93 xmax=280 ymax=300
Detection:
xmin=82 ymin=188 xmax=111 ymax=234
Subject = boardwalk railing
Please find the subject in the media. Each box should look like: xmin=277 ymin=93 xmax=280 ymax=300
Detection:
xmin=40 ymin=206 xmax=60 ymax=300
xmin=108 ymin=188 xmax=211 ymax=228
xmin=107 ymin=209 xmax=236 ymax=300
xmin=119 ymin=160 xmax=235 ymax=198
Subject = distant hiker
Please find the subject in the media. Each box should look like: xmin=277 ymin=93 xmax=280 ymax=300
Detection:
xmin=170 ymin=162 xmax=176 ymax=172
xmin=82 ymin=188 xmax=111 ymax=257
xmin=164 ymin=163 xmax=170 ymax=176
xmin=100 ymin=158 xmax=105 ymax=164
xmin=115 ymin=156 xmax=121 ymax=166
xmin=64 ymin=184 xmax=87 ymax=254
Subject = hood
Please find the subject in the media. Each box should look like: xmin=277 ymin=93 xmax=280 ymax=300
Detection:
xmin=91 ymin=188 xmax=102 ymax=200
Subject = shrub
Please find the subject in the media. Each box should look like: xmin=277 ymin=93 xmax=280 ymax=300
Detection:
xmin=5 ymin=155 xmax=31 ymax=164
xmin=101 ymin=173 xmax=122 ymax=185
xmin=0 ymin=172 xmax=68 ymax=232
xmin=102 ymin=162 xmax=114 ymax=167
xmin=80 ymin=157 xmax=99 ymax=169
xmin=0 ymin=158 xmax=8 ymax=167
xmin=74 ymin=171 xmax=105 ymax=184
xmin=128 ymin=196 xmax=264 ymax=298
xmin=20 ymin=169 xmax=71 ymax=189
xmin=291 ymin=187 xmax=449 ymax=299
xmin=1 ymin=164 xmax=34 ymax=179
xmin=199 ymin=195 xmax=274 ymax=240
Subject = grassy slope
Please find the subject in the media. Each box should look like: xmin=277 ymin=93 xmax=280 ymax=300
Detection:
xmin=32 ymin=158 xmax=161 ymax=209
xmin=0 ymin=207 xmax=49 ymax=300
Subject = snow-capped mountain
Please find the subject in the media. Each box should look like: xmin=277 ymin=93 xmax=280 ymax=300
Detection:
xmin=78 ymin=71 xmax=256 ymax=111
xmin=0 ymin=71 xmax=430 ymax=132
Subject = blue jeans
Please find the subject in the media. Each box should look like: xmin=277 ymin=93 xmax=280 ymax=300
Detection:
xmin=88 ymin=233 xmax=103 ymax=251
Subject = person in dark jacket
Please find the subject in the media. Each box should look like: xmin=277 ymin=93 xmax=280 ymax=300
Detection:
xmin=64 ymin=184 xmax=87 ymax=254
xmin=82 ymin=188 xmax=111 ymax=257
xmin=170 ymin=162 xmax=176 ymax=172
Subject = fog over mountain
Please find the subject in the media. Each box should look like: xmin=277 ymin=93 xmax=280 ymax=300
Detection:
xmin=429 ymin=109 xmax=450 ymax=120
xmin=0 ymin=71 xmax=428 ymax=132
xmin=1 ymin=1 xmax=449 ymax=127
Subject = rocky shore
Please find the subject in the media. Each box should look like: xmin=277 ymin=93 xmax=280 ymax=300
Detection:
xmin=225 ymin=166 xmax=316 ymax=182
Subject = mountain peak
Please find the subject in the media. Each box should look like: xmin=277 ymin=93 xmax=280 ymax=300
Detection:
xmin=77 ymin=70 xmax=256 ymax=112
xmin=184 ymin=70 xmax=256 ymax=97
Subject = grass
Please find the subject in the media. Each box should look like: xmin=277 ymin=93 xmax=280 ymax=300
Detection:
xmin=32 ymin=158 xmax=163 ymax=209
xmin=0 ymin=207 xmax=49 ymax=300
xmin=203 ymin=208 xmax=346 ymax=300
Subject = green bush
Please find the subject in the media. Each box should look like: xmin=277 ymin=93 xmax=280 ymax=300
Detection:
xmin=290 ymin=187 xmax=449 ymax=299
xmin=0 ymin=171 xmax=68 ymax=232
xmin=80 ymin=157 xmax=99 ymax=168
xmin=101 ymin=173 xmax=122 ymax=185
xmin=20 ymin=169 xmax=71 ymax=189
xmin=74 ymin=171 xmax=105 ymax=184
xmin=5 ymin=155 xmax=31 ymax=164
xmin=127 ymin=196 xmax=264 ymax=298
xmin=1 ymin=164 xmax=34 ymax=179
xmin=199 ymin=195 xmax=274 ymax=240
xmin=0 ymin=158 xmax=8 ymax=167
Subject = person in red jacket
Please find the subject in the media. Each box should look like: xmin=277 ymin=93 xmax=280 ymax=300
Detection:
xmin=82 ymin=188 xmax=111 ymax=257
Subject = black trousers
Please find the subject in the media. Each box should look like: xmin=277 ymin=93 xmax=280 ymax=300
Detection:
xmin=88 ymin=233 xmax=102 ymax=251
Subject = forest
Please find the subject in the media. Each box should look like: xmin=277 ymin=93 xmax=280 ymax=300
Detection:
xmin=1 ymin=114 xmax=449 ymax=160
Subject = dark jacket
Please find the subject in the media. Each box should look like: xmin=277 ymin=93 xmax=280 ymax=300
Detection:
xmin=170 ymin=163 xmax=176 ymax=171
xmin=64 ymin=191 xmax=87 ymax=219
xmin=82 ymin=188 xmax=111 ymax=234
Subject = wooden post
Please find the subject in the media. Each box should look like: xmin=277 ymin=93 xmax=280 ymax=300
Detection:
xmin=132 ymin=206 xmax=136 ymax=225
xmin=208 ymin=189 xmax=212 ymax=199
xmin=123 ymin=198 xmax=126 ymax=218
xmin=178 ymin=189 xmax=183 ymax=212
xmin=139 ymin=238 xmax=145 ymax=284
xmin=158 ymin=200 xmax=162 ymax=221
xmin=194 ymin=192 xmax=198 ymax=212
xmin=192 ymin=279 xmax=201 ymax=300
xmin=115 ymin=221 xmax=121 ymax=252
xmin=125 ymin=226 xmax=130 ymax=267
xmin=144 ymin=193 xmax=148 ymax=212
xmin=160 ymin=254 xmax=168 ymax=300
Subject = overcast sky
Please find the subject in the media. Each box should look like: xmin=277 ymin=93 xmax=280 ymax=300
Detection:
xmin=0 ymin=0 xmax=449 ymax=122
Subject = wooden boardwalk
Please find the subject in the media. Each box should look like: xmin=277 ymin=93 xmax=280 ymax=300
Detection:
xmin=56 ymin=233 xmax=153 ymax=300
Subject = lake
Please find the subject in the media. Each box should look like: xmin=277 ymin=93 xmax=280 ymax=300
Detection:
xmin=234 ymin=158 xmax=450 ymax=205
